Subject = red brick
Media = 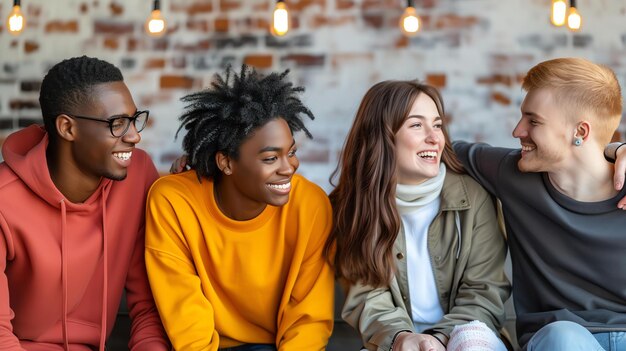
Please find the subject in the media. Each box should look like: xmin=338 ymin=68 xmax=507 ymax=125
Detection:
xmin=173 ymin=39 xmax=211 ymax=52
xmin=253 ymin=2 xmax=270 ymax=11
xmin=297 ymin=149 xmax=330 ymax=163
xmin=176 ymin=1 xmax=213 ymax=15
xmin=240 ymin=18 xmax=270 ymax=31
xmin=27 ymin=4 xmax=42 ymax=17
xmin=395 ymin=35 xmax=409 ymax=48
xmin=244 ymin=55 xmax=273 ymax=69
xmin=94 ymin=21 xmax=134 ymax=35
xmin=289 ymin=0 xmax=326 ymax=11
xmin=361 ymin=0 xmax=396 ymax=11
xmin=336 ymin=0 xmax=354 ymax=10
xmin=491 ymin=92 xmax=511 ymax=105
xmin=160 ymin=75 xmax=194 ymax=89
xmin=45 ymin=20 xmax=79 ymax=33
xmin=434 ymin=14 xmax=479 ymax=29
xmin=187 ymin=19 xmax=210 ymax=32
xmin=80 ymin=3 xmax=88 ymax=14
xmin=24 ymin=41 xmax=39 ymax=54
xmin=281 ymin=54 xmax=325 ymax=67
xmin=477 ymin=74 xmax=513 ymax=87
xmin=109 ymin=2 xmax=123 ymax=16
xmin=104 ymin=37 xmax=119 ymax=50
xmin=9 ymin=99 xmax=39 ymax=109
xmin=426 ymin=74 xmax=446 ymax=88
xmin=220 ymin=0 xmax=241 ymax=11
xmin=310 ymin=14 xmax=355 ymax=28
xmin=363 ymin=14 xmax=384 ymax=28
xmin=127 ymin=38 xmax=140 ymax=51
xmin=145 ymin=58 xmax=166 ymax=69
xmin=215 ymin=18 xmax=229 ymax=32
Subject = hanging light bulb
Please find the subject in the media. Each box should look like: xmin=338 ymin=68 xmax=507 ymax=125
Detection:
xmin=550 ymin=0 xmax=567 ymax=27
xmin=6 ymin=0 xmax=25 ymax=35
xmin=145 ymin=0 xmax=166 ymax=37
xmin=271 ymin=0 xmax=289 ymax=37
xmin=566 ymin=0 xmax=582 ymax=31
xmin=399 ymin=0 xmax=420 ymax=37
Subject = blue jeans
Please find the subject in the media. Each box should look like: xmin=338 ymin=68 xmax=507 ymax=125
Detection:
xmin=220 ymin=344 xmax=277 ymax=351
xmin=525 ymin=321 xmax=626 ymax=351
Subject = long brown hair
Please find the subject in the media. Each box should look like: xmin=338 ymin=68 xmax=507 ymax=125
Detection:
xmin=324 ymin=80 xmax=464 ymax=287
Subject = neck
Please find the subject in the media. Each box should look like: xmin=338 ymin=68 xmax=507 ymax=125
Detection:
xmin=213 ymin=179 xmax=266 ymax=221
xmin=547 ymin=145 xmax=617 ymax=202
xmin=47 ymin=143 xmax=102 ymax=203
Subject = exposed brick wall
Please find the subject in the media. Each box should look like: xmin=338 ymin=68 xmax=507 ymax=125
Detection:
xmin=1 ymin=0 xmax=625 ymax=190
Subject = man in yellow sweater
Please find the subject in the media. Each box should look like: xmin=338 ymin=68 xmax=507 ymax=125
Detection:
xmin=145 ymin=66 xmax=334 ymax=351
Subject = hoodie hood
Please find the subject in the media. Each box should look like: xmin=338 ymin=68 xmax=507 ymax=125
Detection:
xmin=2 ymin=125 xmax=112 ymax=210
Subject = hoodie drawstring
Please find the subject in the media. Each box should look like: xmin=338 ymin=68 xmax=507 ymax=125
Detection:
xmin=454 ymin=211 xmax=461 ymax=259
xmin=59 ymin=190 xmax=109 ymax=351
xmin=99 ymin=191 xmax=108 ymax=351
xmin=60 ymin=200 xmax=70 ymax=351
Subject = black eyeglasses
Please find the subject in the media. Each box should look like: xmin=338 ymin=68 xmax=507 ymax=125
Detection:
xmin=67 ymin=110 xmax=149 ymax=137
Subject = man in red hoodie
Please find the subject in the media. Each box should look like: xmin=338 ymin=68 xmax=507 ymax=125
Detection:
xmin=0 ymin=56 xmax=169 ymax=350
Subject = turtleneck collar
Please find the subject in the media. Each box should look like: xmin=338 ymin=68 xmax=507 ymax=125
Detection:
xmin=396 ymin=163 xmax=446 ymax=214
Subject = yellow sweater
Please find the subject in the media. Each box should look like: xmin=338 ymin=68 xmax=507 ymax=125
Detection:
xmin=145 ymin=171 xmax=334 ymax=351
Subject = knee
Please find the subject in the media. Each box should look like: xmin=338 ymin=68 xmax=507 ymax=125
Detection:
xmin=528 ymin=321 xmax=594 ymax=350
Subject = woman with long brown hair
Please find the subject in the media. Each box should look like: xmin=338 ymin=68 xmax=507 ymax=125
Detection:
xmin=325 ymin=80 xmax=511 ymax=351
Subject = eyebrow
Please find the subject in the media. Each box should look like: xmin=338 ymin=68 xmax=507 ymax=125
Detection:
xmin=406 ymin=115 xmax=442 ymax=121
xmin=521 ymin=110 xmax=543 ymax=119
xmin=258 ymin=139 xmax=296 ymax=154
xmin=105 ymin=110 xmax=139 ymax=120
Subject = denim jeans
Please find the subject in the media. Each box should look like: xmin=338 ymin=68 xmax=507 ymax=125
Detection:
xmin=220 ymin=344 xmax=277 ymax=351
xmin=525 ymin=321 xmax=626 ymax=351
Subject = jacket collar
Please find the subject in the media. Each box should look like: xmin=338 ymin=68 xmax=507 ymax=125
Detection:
xmin=439 ymin=171 xmax=471 ymax=211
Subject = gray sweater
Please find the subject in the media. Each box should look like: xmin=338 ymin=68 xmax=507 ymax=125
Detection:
xmin=453 ymin=141 xmax=626 ymax=347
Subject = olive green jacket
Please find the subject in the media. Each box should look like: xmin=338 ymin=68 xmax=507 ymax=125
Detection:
xmin=342 ymin=172 xmax=511 ymax=351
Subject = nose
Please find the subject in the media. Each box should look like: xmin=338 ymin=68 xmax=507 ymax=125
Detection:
xmin=512 ymin=118 xmax=527 ymax=139
xmin=122 ymin=122 xmax=141 ymax=144
xmin=425 ymin=128 xmax=440 ymax=144
xmin=278 ymin=155 xmax=297 ymax=176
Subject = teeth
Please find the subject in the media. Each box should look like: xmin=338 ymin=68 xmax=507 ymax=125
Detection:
xmin=113 ymin=151 xmax=132 ymax=161
xmin=521 ymin=145 xmax=535 ymax=152
xmin=268 ymin=182 xmax=291 ymax=190
xmin=417 ymin=151 xmax=437 ymax=158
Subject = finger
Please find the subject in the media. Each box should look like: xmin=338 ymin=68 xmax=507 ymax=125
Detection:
xmin=615 ymin=157 xmax=626 ymax=191
xmin=418 ymin=340 xmax=435 ymax=351
xmin=618 ymin=196 xmax=626 ymax=210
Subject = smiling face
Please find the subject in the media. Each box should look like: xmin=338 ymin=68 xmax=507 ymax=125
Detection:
xmin=222 ymin=118 xmax=299 ymax=216
xmin=512 ymin=88 xmax=574 ymax=173
xmin=69 ymin=81 xmax=141 ymax=182
xmin=394 ymin=93 xmax=446 ymax=185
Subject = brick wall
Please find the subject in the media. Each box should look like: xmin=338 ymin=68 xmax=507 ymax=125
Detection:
xmin=1 ymin=0 xmax=625 ymax=190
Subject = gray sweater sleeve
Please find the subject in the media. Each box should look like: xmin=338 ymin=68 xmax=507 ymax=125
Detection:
xmin=603 ymin=142 xmax=626 ymax=163
xmin=451 ymin=141 xmax=516 ymax=197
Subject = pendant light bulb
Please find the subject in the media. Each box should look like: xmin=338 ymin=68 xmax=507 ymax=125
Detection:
xmin=550 ymin=0 xmax=567 ymax=27
xmin=271 ymin=0 xmax=289 ymax=37
xmin=145 ymin=0 xmax=166 ymax=37
xmin=566 ymin=5 xmax=582 ymax=31
xmin=399 ymin=6 xmax=420 ymax=37
xmin=6 ymin=0 xmax=25 ymax=35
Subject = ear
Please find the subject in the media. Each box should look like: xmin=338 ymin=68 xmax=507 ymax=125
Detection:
xmin=55 ymin=114 xmax=77 ymax=142
xmin=215 ymin=151 xmax=233 ymax=175
xmin=575 ymin=121 xmax=591 ymax=140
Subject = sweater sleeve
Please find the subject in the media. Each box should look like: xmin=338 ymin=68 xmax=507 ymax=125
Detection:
xmin=452 ymin=141 xmax=514 ymax=197
xmin=428 ymin=188 xmax=511 ymax=337
xmin=125 ymin=156 xmax=170 ymax=351
xmin=276 ymin=192 xmax=334 ymax=351
xmin=341 ymin=279 xmax=414 ymax=351
xmin=145 ymin=179 xmax=220 ymax=351
xmin=0 ymin=213 xmax=25 ymax=350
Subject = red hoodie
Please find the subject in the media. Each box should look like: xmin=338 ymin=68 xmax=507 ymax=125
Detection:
xmin=0 ymin=125 xmax=169 ymax=351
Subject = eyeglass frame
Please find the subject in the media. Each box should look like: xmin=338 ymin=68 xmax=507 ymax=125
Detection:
xmin=65 ymin=110 xmax=150 ymax=137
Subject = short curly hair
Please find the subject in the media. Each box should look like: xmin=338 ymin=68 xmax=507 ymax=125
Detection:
xmin=177 ymin=65 xmax=314 ymax=181
xmin=39 ymin=56 xmax=124 ymax=141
